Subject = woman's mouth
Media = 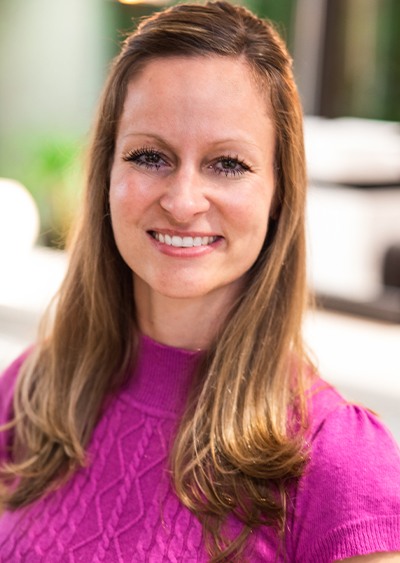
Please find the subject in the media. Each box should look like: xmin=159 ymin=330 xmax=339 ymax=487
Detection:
xmin=149 ymin=231 xmax=219 ymax=248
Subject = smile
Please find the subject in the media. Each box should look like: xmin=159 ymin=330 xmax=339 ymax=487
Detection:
xmin=150 ymin=231 xmax=219 ymax=248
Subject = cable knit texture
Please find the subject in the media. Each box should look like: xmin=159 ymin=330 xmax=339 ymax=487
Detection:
xmin=1 ymin=335 xmax=400 ymax=562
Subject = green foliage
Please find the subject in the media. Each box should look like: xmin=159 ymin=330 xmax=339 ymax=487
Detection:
xmin=243 ymin=0 xmax=295 ymax=48
xmin=0 ymin=134 xmax=84 ymax=248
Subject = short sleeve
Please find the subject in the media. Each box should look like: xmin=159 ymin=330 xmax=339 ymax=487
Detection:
xmin=291 ymin=403 xmax=400 ymax=562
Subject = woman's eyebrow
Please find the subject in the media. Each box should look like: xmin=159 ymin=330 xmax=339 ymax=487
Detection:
xmin=119 ymin=132 xmax=267 ymax=152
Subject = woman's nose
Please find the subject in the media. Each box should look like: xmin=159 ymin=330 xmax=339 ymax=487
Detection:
xmin=159 ymin=170 xmax=210 ymax=223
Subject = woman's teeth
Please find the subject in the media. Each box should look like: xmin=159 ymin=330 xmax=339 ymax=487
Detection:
xmin=151 ymin=232 xmax=218 ymax=248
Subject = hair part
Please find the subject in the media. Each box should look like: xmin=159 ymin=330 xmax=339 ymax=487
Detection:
xmin=1 ymin=3 xmax=311 ymax=560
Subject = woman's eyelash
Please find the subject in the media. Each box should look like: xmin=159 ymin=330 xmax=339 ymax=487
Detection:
xmin=212 ymin=155 xmax=252 ymax=176
xmin=122 ymin=147 xmax=166 ymax=169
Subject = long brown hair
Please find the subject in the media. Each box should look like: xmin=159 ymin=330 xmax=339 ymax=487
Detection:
xmin=1 ymin=2 xmax=310 ymax=560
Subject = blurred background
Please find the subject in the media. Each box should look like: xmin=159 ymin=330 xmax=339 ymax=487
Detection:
xmin=0 ymin=0 xmax=399 ymax=439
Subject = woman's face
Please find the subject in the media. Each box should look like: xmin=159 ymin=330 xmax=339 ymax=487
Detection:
xmin=109 ymin=56 xmax=276 ymax=306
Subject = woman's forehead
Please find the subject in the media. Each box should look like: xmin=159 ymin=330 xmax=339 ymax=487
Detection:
xmin=116 ymin=56 xmax=274 ymax=153
xmin=123 ymin=54 xmax=271 ymax=115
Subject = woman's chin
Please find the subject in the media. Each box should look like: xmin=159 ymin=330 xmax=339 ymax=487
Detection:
xmin=133 ymin=274 xmax=241 ymax=305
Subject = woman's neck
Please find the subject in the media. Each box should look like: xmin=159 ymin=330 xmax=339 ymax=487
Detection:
xmin=134 ymin=281 xmax=239 ymax=351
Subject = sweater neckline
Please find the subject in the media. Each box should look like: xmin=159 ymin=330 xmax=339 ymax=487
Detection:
xmin=123 ymin=333 xmax=204 ymax=415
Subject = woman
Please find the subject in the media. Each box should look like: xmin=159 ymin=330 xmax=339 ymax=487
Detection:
xmin=1 ymin=2 xmax=399 ymax=561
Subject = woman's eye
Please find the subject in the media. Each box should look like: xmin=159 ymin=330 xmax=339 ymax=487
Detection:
xmin=123 ymin=148 xmax=168 ymax=170
xmin=212 ymin=156 xmax=250 ymax=177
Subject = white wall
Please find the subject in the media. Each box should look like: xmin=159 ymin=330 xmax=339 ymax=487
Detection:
xmin=0 ymin=0 xmax=107 ymax=139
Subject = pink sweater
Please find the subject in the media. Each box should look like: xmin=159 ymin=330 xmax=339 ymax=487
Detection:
xmin=1 ymin=335 xmax=400 ymax=562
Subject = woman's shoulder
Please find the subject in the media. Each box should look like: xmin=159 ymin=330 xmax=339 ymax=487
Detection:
xmin=304 ymin=377 xmax=400 ymax=509
xmin=306 ymin=376 xmax=399 ymax=455
xmin=291 ymin=377 xmax=400 ymax=562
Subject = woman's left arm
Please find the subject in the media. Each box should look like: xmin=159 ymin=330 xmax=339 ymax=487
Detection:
xmin=291 ymin=399 xmax=400 ymax=562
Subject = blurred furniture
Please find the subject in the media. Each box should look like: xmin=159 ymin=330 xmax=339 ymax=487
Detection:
xmin=305 ymin=117 xmax=400 ymax=322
